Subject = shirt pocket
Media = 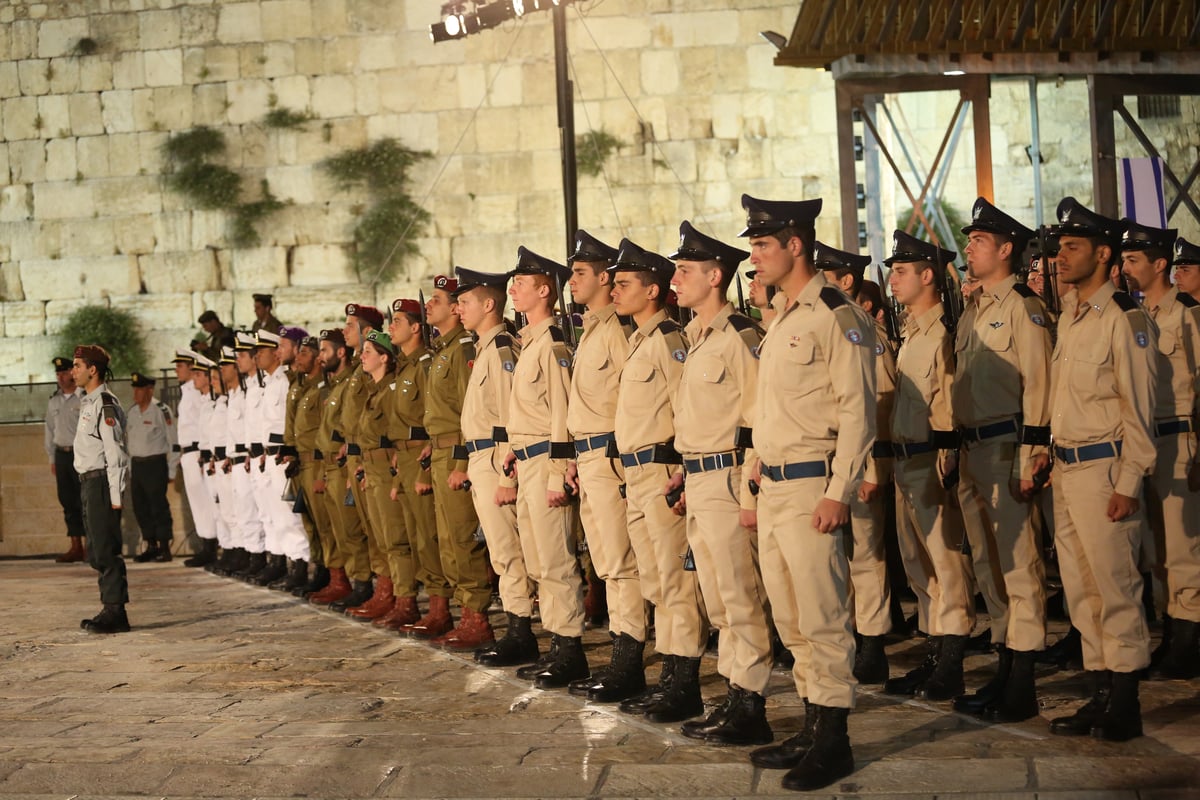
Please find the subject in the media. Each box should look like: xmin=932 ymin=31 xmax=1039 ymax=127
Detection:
xmin=1158 ymin=329 xmax=1178 ymax=357
xmin=621 ymin=359 xmax=658 ymax=406
xmin=1074 ymin=336 xmax=1116 ymax=400
xmin=686 ymin=355 xmax=726 ymax=386
xmin=780 ymin=337 xmax=823 ymax=397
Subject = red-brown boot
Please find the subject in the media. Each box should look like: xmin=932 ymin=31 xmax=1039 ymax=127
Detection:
xmin=56 ymin=537 xmax=86 ymax=563
xmin=398 ymin=595 xmax=453 ymax=639
xmin=348 ymin=576 xmax=395 ymax=619
xmin=374 ymin=596 xmax=421 ymax=630
xmin=432 ymin=607 xmax=496 ymax=651
xmin=309 ymin=567 xmax=351 ymax=606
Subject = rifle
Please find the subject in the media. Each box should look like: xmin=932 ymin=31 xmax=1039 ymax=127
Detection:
xmin=735 ymin=272 xmax=749 ymax=317
xmin=554 ymin=270 xmax=576 ymax=348
xmin=1035 ymin=225 xmax=1062 ymax=317
xmin=936 ymin=247 xmax=962 ymax=339
xmin=417 ymin=289 xmax=432 ymax=349
xmin=875 ymin=264 xmax=903 ymax=347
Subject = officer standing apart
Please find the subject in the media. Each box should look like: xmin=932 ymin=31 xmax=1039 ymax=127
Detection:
xmin=668 ymin=221 xmax=775 ymax=746
xmin=1119 ymin=221 xmax=1200 ymax=680
xmin=72 ymin=345 xmax=132 ymax=634
xmin=251 ymin=293 xmax=283 ymax=333
xmin=1046 ymin=198 xmax=1157 ymax=742
xmin=127 ymin=372 xmax=179 ymax=563
xmin=953 ymin=198 xmax=1051 ymax=722
xmin=46 ymin=356 xmax=87 ymax=562
xmin=740 ymin=195 xmax=875 ymax=791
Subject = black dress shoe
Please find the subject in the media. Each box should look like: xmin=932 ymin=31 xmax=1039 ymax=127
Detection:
xmin=153 ymin=545 xmax=173 ymax=563
xmin=82 ymin=604 xmax=131 ymax=634
xmin=133 ymin=544 xmax=160 ymax=563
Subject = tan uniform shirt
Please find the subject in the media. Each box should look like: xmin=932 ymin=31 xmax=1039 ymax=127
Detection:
xmin=675 ymin=303 xmax=762 ymax=509
xmin=461 ymin=323 xmax=518 ymax=489
xmin=614 ymin=309 xmax=687 ymax=453
xmin=567 ymin=304 xmax=630 ymax=437
xmin=866 ymin=320 xmax=897 ymax=485
xmin=1049 ymin=282 xmax=1157 ymax=497
xmin=508 ymin=316 xmax=574 ymax=490
xmin=753 ymin=270 xmax=876 ymax=505
xmin=892 ymin=303 xmax=955 ymax=445
xmin=953 ymin=274 xmax=1052 ymax=478
xmin=1145 ymin=287 xmax=1200 ymax=423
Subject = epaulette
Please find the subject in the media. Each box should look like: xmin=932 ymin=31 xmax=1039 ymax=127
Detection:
xmin=821 ymin=286 xmax=871 ymax=347
xmin=100 ymin=392 xmax=125 ymax=428
xmin=616 ymin=313 xmax=636 ymax=340
xmin=1178 ymin=292 xmax=1199 ymax=308
xmin=1009 ymin=282 xmax=1050 ymax=328
xmin=548 ymin=325 xmax=574 ymax=372
xmin=157 ymin=400 xmax=173 ymax=424
xmin=494 ymin=332 xmax=517 ymax=373
xmin=727 ymin=313 xmax=765 ymax=357
xmin=417 ymin=351 xmax=433 ymax=375
xmin=458 ymin=334 xmax=477 ymax=363
xmin=1112 ymin=291 xmax=1154 ymax=349
xmin=656 ymin=318 xmax=688 ymax=363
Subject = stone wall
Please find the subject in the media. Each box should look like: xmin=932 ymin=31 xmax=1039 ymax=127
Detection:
xmin=1 ymin=0 xmax=1197 ymax=385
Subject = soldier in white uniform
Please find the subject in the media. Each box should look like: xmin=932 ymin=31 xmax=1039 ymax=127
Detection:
xmin=175 ymin=350 xmax=220 ymax=569
xmin=233 ymin=332 xmax=268 ymax=579
xmin=46 ymin=356 xmax=87 ymax=562
xmin=127 ymin=372 xmax=179 ymax=563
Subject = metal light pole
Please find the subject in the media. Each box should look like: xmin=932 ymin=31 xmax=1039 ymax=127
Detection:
xmin=552 ymin=4 xmax=578 ymax=257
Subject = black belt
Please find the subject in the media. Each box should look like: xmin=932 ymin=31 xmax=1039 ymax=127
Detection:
xmin=1155 ymin=419 xmax=1194 ymax=437
xmin=314 ymin=449 xmax=325 ymax=460
xmin=1054 ymin=440 xmax=1123 ymax=465
xmin=575 ymin=433 xmax=614 ymax=455
xmin=265 ymin=446 xmax=282 ymax=456
xmin=961 ymin=419 xmax=1018 ymax=443
xmin=182 ymin=444 xmax=199 ymax=454
xmin=199 ymin=449 xmax=212 ymax=461
xmin=893 ymin=441 xmax=934 ymax=460
xmin=268 ymin=433 xmax=285 ymax=445
xmin=683 ymin=451 xmax=744 ymax=474
xmin=235 ymin=443 xmax=248 ymax=453
xmin=249 ymin=443 xmax=264 ymax=458
xmin=464 ymin=437 xmax=495 ymax=454
xmin=870 ymin=441 xmax=892 ymax=459
xmin=619 ymin=443 xmax=682 ymax=468
xmin=230 ymin=455 xmax=248 ymax=465
xmin=513 ymin=440 xmax=550 ymax=460
xmin=346 ymin=443 xmax=362 ymax=456
xmin=80 ymin=468 xmax=105 ymax=481
xmin=171 ymin=444 xmax=180 ymax=453
xmin=131 ymin=454 xmax=167 ymax=463
xmin=761 ymin=460 xmax=827 ymax=482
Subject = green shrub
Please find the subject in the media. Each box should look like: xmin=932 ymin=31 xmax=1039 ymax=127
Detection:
xmin=896 ymin=199 xmax=969 ymax=260
xmin=58 ymin=305 xmax=149 ymax=377
xmin=576 ymin=129 xmax=624 ymax=178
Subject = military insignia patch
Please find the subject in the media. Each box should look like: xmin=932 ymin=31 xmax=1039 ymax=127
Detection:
xmin=989 ymin=321 xmax=1005 ymax=329
xmin=1135 ymin=331 xmax=1149 ymax=348
xmin=1030 ymin=314 xmax=1045 ymax=327
xmin=503 ymin=360 xmax=514 ymax=372
xmin=672 ymin=349 xmax=686 ymax=363
xmin=845 ymin=329 xmax=862 ymax=344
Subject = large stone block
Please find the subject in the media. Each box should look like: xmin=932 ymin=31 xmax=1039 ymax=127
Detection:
xmin=3 ymin=96 xmax=40 ymax=141
xmin=366 ymin=112 xmax=437 ymax=154
xmin=9 ymin=20 xmax=37 ymax=61
xmin=192 ymin=83 xmax=229 ymax=125
xmin=105 ymin=132 xmax=140 ymax=177
xmin=38 ymin=17 xmax=89 ymax=59
xmin=62 ymin=218 xmax=117 ymax=259
xmin=0 ymin=185 xmax=32 ymax=223
xmin=640 ymin=50 xmax=680 ymax=96
xmin=97 ymin=176 xmax=163 ymax=217
xmin=151 ymin=86 xmax=194 ymax=131
xmin=262 ymin=42 xmax=296 ymax=78
xmin=226 ymin=79 xmax=270 ymax=125
xmin=262 ymin=0 xmax=315 ymax=40
xmin=112 ymin=213 xmax=157 ymax=256
xmin=1 ymin=301 xmax=46 ymax=337
xmin=289 ymin=244 xmax=355 ymax=286
xmin=217 ymin=3 xmax=264 ymax=44
xmin=19 ymin=255 xmax=139 ymax=301
xmin=38 ymin=95 xmax=71 ymax=138
xmin=33 ymin=182 xmax=94 ymax=221
xmin=269 ymin=75 xmax=309 ymax=115
xmin=9 ymin=141 xmax=47 ymax=184
xmin=78 ymin=56 xmax=114 ymax=93
xmin=195 ymin=290 xmax=234 ymax=326
xmin=198 ymin=46 xmax=240 ymax=83
xmin=45 ymin=299 xmax=94 ymax=335
xmin=228 ymin=247 xmax=288 ymax=290
xmin=190 ymin=209 xmax=230 ymax=249
xmin=111 ymin=291 xmax=194 ymax=330
xmin=152 ymin=212 xmax=193 ymax=253
xmin=0 ymin=262 xmax=23 ymax=301
xmin=144 ymin=49 xmax=184 ymax=88
xmin=67 ymin=92 xmax=104 ymax=137
xmin=357 ymin=35 xmax=396 ymax=72
xmin=263 ymin=165 xmax=315 ymax=205
xmin=0 ymin=62 xmax=19 ymax=98
xmin=112 ymin=51 xmax=145 ymax=90
xmin=44 ymin=139 xmax=78 ymax=183
xmin=48 ymin=57 xmax=81 ymax=95
xmin=139 ymin=252 xmax=218 ymax=295
xmin=180 ymin=6 xmax=219 ymax=46
xmin=293 ymin=39 xmax=324 ymax=75
xmin=100 ymin=89 xmax=136 ymax=134
xmin=313 ymin=0 xmax=350 ymax=36
xmin=311 ymin=75 xmax=357 ymax=119
xmin=572 ymin=14 xmax=652 ymax=51
xmin=4 ymin=220 xmax=61 ymax=262
xmin=273 ymin=285 xmax=362 ymax=328
xmin=667 ymin=10 xmax=741 ymax=47
xmin=140 ymin=9 xmax=182 ymax=50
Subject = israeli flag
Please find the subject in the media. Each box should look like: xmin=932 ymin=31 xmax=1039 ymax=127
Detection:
xmin=1118 ymin=157 xmax=1167 ymax=227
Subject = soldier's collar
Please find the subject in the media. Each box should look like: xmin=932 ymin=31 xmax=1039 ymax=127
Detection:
xmin=635 ymin=309 xmax=668 ymax=337
xmin=519 ymin=314 xmax=555 ymax=340
xmin=1085 ymin=279 xmax=1119 ymax=314
xmin=474 ymin=322 xmax=507 ymax=351
xmin=688 ymin=302 xmax=734 ymax=339
xmin=906 ymin=301 xmax=946 ymax=335
xmin=586 ymin=303 xmax=618 ymax=324
xmin=435 ymin=322 xmax=465 ymax=346
xmin=790 ymin=268 xmax=828 ymax=311
xmin=984 ymin=273 xmax=1018 ymax=302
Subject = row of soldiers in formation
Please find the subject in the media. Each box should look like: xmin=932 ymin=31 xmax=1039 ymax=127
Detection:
xmin=152 ymin=193 xmax=1200 ymax=792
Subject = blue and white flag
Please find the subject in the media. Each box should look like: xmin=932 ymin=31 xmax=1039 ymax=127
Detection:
xmin=1118 ymin=157 xmax=1167 ymax=227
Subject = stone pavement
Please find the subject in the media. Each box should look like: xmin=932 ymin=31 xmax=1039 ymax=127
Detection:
xmin=1 ymin=560 xmax=1198 ymax=800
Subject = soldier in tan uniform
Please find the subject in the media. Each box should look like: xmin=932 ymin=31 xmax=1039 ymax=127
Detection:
xmin=410 ymin=276 xmax=493 ymax=644
xmin=880 ymin=232 xmax=976 ymax=701
xmin=452 ymin=268 xmax=537 ymax=665
xmin=952 ymin=198 xmax=1051 ymax=721
xmin=610 ymin=238 xmax=707 ymax=724
xmin=288 ymin=335 xmax=334 ymax=597
xmin=1046 ymin=198 xmax=1157 ymax=742
xmin=309 ymin=330 xmax=372 ymax=606
xmin=503 ymin=248 xmax=590 ymax=688
xmin=739 ymin=195 xmax=875 ymax=791
xmin=1119 ymin=221 xmax=1200 ymax=680
xmin=1174 ymin=237 xmax=1200 ymax=303
xmin=815 ymin=242 xmax=897 ymax=684
xmin=666 ymin=221 xmax=774 ymax=745
xmin=563 ymin=231 xmax=645 ymax=703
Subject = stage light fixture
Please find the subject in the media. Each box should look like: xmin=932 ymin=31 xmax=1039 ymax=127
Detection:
xmin=513 ymin=0 xmax=527 ymax=16
xmin=445 ymin=12 xmax=464 ymax=35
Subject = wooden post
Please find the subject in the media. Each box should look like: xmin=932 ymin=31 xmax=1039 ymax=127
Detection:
xmin=967 ymin=74 xmax=993 ymax=202
xmin=836 ymin=81 xmax=860 ymax=252
xmin=1088 ymin=74 xmax=1119 ymax=217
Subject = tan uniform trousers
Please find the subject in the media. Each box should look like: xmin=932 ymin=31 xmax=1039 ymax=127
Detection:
xmin=576 ymin=446 xmax=645 ymax=641
xmin=957 ymin=437 xmax=1047 ymax=651
xmin=758 ymin=473 xmax=856 ymax=709
xmin=298 ymin=460 xmax=334 ymax=568
xmin=624 ymin=462 xmax=706 ymax=658
xmin=321 ymin=462 xmax=370 ymax=582
xmin=394 ymin=444 xmax=451 ymax=599
xmin=685 ymin=465 xmax=772 ymax=693
xmin=431 ymin=446 xmax=492 ymax=613
xmin=894 ymin=453 xmax=975 ymax=637
xmin=347 ymin=454 xmax=386 ymax=576
xmin=1054 ymin=458 xmax=1151 ymax=673
xmin=467 ymin=448 xmax=533 ymax=616
xmin=1143 ymin=432 xmax=1200 ymax=622
xmin=848 ymin=488 xmax=893 ymax=637
xmin=363 ymin=458 xmax=417 ymax=596
xmin=512 ymin=447 xmax=585 ymax=637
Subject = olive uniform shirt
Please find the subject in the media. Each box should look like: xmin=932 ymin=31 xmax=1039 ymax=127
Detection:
xmin=424 ymin=323 xmax=475 ymax=473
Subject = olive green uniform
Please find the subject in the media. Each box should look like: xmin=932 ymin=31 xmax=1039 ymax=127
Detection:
xmin=318 ymin=362 xmax=370 ymax=581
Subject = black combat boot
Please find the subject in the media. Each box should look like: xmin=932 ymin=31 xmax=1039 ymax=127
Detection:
xmin=751 ymin=698 xmax=815 ymax=769
xmin=252 ymin=554 xmax=288 ymax=586
xmin=620 ymin=655 xmax=676 ymax=714
xmin=476 ymin=613 xmax=540 ymax=667
xmin=210 ymin=546 xmax=241 ymax=576
xmin=883 ymin=636 xmax=940 ymax=696
xmin=533 ymin=635 xmax=590 ymax=689
xmin=781 ymin=705 xmax=855 ymax=791
xmin=569 ymin=632 xmax=617 ymax=696
xmin=328 ymin=579 xmax=374 ymax=612
xmin=153 ymin=541 xmax=173 ymax=562
xmin=1149 ymin=617 xmax=1200 ymax=680
xmin=183 ymin=538 xmax=217 ymax=568
xmin=1090 ymin=671 xmax=1143 ymax=742
xmin=294 ymin=564 xmax=330 ymax=598
xmin=853 ymin=635 xmax=889 ymax=684
xmin=235 ymin=551 xmax=267 ymax=581
xmin=1149 ymin=613 xmax=1173 ymax=668
xmin=1049 ymin=670 xmax=1111 ymax=736
xmin=984 ymin=649 xmax=1040 ymax=722
xmin=588 ymin=634 xmax=647 ymax=703
xmin=917 ymin=633 xmax=967 ymax=701
xmin=81 ymin=604 xmax=131 ymax=634
xmin=515 ymin=636 xmax=557 ymax=680
xmin=133 ymin=542 xmax=161 ymax=563
xmin=691 ymin=685 xmax=773 ymax=746
xmin=276 ymin=559 xmax=309 ymax=592
xmin=954 ymin=645 xmax=1010 ymax=715
xmin=644 ymin=656 xmax=703 ymax=723
xmin=681 ymin=681 xmax=736 ymax=739
xmin=1037 ymin=626 xmax=1082 ymax=670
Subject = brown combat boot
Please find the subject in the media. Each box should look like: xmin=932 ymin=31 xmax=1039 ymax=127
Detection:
xmin=399 ymin=595 xmax=453 ymax=639
xmin=309 ymin=567 xmax=351 ymax=606
xmin=56 ymin=537 xmax=86 ymax=563
xmin=374 ymin=596 xmax=421 ymax=630
xmin=348 ymin=576 xmax=395 ymax=619
xmin=432 ymin=607 xmax=496 ymax=651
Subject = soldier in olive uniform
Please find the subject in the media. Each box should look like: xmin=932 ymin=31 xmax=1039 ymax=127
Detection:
xmin=1119 ymin=221 xmax=1200 ymax=679
xmin=1046 ymin=198 xmax=1157 ymax=742
xmin=740 ymin=195 xmax=875 ymax=791
xmin=290 ymin=335 xmax=334 ymax=597
xmin=274 ymin=326 xmax=318 ymax=591
xmin=251 ymin=293 xmax=283 ymax=334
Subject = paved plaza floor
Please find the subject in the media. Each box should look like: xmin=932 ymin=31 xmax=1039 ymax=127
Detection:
xmin=0 ymin=559 xmax=1197 ymax=799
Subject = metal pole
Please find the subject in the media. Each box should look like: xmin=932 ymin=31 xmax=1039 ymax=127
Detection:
xmin=862 ymin=95 xmax=886 ymax=263
xmin=553 ymin=5 xmax=578 ymax=257
xmin=1029 ymin=77 xmax=1044 ymax=226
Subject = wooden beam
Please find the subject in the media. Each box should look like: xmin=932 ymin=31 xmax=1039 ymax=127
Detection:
xmin=1088 ymin=74 xmax=1119 ymax=218
xmin=836 ymin=83 xmax=861 ymax=253
xmin=967 ymin=74 xmax=994 ymax=201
